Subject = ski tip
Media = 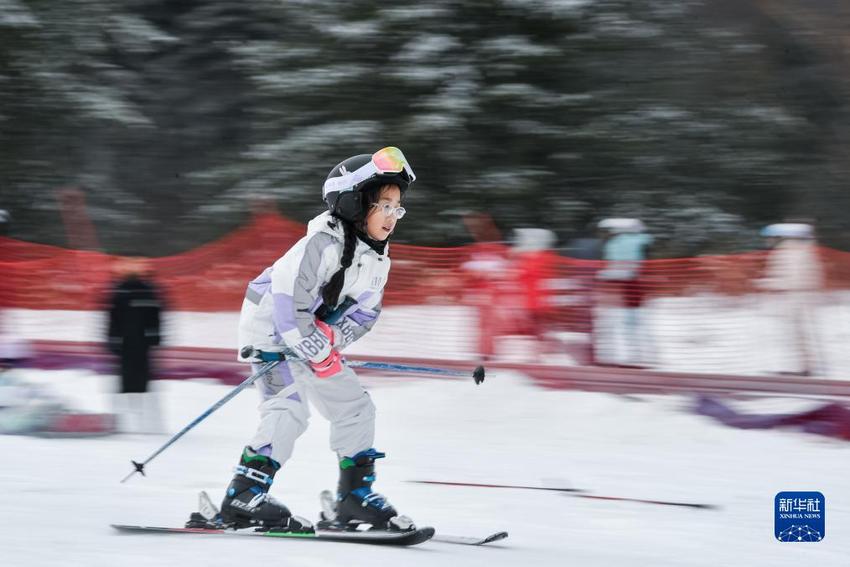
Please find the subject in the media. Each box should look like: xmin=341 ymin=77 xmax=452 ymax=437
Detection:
xmin=430 ymin=530 xmax=508 ymax=546
xmin=414 ymin=526 xmax=436 ymax=545
xmin=482 ymin=531 xmax=509 ymax=544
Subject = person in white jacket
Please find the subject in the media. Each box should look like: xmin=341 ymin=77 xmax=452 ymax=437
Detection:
xmin=758 ymin=223 xmax=824 ymax=376
xmin=219 ymin=147 xmax=416 ymax=533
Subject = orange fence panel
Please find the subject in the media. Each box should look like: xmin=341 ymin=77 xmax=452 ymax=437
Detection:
xmin=3 ymin=214 xmax=850 ymax=379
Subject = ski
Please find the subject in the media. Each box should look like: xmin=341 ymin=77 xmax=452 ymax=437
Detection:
xmin=318 ymin=488 xmax=507 ymax=546
xmin=111 ymin=523 xmax=435 ymax=546
xmin=113 ymin=490 xmax=506 ymax=547
xmin=432 ymin=531 xmax=509 ymax=545
xmin=111 ymin=523 xmax=511 ymax=547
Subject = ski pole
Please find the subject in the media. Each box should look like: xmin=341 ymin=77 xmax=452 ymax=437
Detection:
xmin=252 ymin=346 xmax=486 ymax=384
xmin=409 ymin=479 xmax=718 ymax=509
xmin=346 ymin=360 xmax=486 ymax=384
xmin=247 ymin=346 xmax=485 ymax=384
xmin=120 ymin=352 xmax=282 ymax=483
xmin=120 ymin=348 xmax=485 ymax=482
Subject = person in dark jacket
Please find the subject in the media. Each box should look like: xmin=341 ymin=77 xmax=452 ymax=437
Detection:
xmin=107 ymin=258 xmax=163 ymax=433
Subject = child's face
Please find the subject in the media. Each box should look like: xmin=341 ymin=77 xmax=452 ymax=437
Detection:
xmin=365 ymin=185 xmax=402 ymax=241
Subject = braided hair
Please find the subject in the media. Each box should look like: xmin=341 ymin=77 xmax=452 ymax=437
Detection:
xmin=322 ymin=217 xmax=359 ymax=309
xmin=322 ymin=183 xmax=392 ymax=309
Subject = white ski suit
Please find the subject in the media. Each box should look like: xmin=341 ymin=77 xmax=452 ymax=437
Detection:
xmin=236 ymin=211 xmax=390 ymax=464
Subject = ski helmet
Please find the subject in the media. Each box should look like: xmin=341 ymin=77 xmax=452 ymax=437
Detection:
xmin=323 ymin=147 xmax=415 ymax=222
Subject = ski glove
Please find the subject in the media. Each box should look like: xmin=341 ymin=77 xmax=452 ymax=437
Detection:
xmin=330 ymin=318 xmax=356 ymax=350
xmin=309 ymin=320 xmax=344 ymax=378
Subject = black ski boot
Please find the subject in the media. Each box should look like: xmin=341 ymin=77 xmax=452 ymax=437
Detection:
xmin=329 ymin=448 xmax=413 ymax=531
xmin=218 ymin=446 xmax=311 ymax=532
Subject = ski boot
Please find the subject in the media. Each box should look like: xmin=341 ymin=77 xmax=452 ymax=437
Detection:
xmin=319 ymin=448 xmax=414 ymax=532
xmin=209 ymin=446 xmax=311 ymax=532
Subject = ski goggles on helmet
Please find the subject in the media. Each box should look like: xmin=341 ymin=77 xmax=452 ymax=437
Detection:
xmin=323 ymin=146 xmax=416 ymax=198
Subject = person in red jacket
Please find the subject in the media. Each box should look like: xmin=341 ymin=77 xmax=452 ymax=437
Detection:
xmin=510 ymin=229 xmax=561 ymax=350
xmin=460 ymin=213 xmax=510 ymax=360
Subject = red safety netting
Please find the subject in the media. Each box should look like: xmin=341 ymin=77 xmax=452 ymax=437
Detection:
xmin=3 ymin=214 xmax=850 ymax=377
xmin=3 ymin=214 xmax=850 ymax=314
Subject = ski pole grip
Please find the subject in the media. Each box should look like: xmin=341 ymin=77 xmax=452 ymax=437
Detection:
xmin=257 ymin=350 xmax=287 ymax=362
xmin=241 ymin=345 xmax=287 ymax=362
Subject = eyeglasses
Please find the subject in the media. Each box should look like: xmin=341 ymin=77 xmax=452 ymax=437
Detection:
xmin=371 ymin=203 xmax=407 ymax=220
xmin=323 ymin=146 xmax=416 ymax=197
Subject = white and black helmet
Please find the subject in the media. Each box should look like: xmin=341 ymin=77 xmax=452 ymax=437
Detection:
xmin=323 ymin=147 xmax=415 ymax=222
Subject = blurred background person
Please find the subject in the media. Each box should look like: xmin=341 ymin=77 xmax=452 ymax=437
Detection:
xmin=594 ymin=218 xmax=654 ymax=367
xmin=564 ymin=222 xmax=607 ymax=365
xmin=757 ymin=223 xmax=824 ymax=376
xmin=0 ymin=341 xmax=62 ymax=435
xmin=107 ymin=257 xmax=164 ymax=434
xmin=460 ymin=212 xmax=510 ymax=361
xmin=565 ymin=221 xmax=605 ymax=262
xmin=507 ymin=228 xmax=562 ymax=361
xmin=0 ymin=337 xmax=116 ymax=437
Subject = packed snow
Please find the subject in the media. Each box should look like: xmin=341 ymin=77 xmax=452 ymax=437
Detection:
xmin=0 ymin=366 xmax=847 ymax=566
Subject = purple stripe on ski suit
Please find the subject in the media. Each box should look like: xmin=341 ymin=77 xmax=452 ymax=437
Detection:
xmin=248 ymin=267 xmax=273 ymax=296
xmin=248 ymin=280 xmax=271 ymax=298
xmin=348 ymin=309 xmax=378 ymax=326
xmin=272 ymin=293 xmax=298 ymax=333
xmin=257 ymin=445 xmax=273 ymax=457
xmin=341 ymin=291 xmax=378 ymax=325
xmin=255 ymin=362 xmax=301 ymax=403
xmin=281 ymin=363 xmax=302 ymax=402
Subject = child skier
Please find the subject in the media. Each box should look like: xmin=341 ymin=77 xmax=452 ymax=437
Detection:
xmin=219 ymin=147 xmax=415 ymax=533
